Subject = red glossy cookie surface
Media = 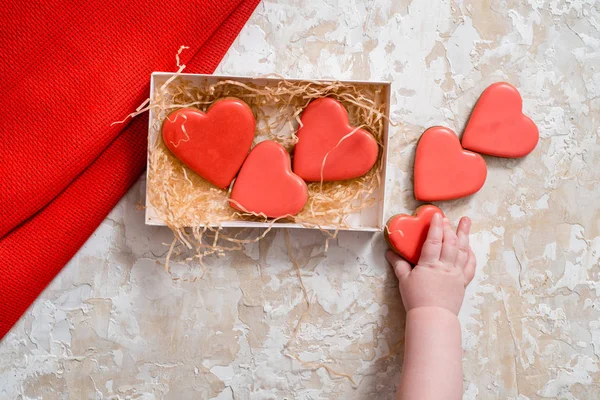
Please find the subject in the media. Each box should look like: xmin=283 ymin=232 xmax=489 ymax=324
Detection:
xmin=162 ymin=98 xmax=255 ymax=188
xmin=293 ymin=97 xmax=378 ymax=182
xmin=230 ymin=141 xmax=308 ymax=218
xmin=462 ymin=82 xmax=538 ymax=158
xmin=414 ymin=126 xmax=487 ymax=201
xmin=385 ymin=205 xmax=445 ymax=265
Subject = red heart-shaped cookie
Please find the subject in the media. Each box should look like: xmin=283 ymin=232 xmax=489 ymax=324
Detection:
xmin=293 ymin=97 xmax=379 ymax=182
xmin=162 ymin=98 xmax=255 ymax=188
xmin=385 ymin=205 xmax=445 ymax=265
xmin=230 ymin=141 xmax=308 ymax=218
xmin=414 ymin=127 xmax=487 ymax=201
xmin=462 ymin=82 xmax=539 ymax=158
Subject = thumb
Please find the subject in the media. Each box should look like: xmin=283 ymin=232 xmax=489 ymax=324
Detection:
xmin=386 ymin=250 xmax=411 ymax=280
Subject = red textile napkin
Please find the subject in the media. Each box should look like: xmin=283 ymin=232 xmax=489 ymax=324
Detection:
xmin=0 ymin=0 xmax=260 ymax=339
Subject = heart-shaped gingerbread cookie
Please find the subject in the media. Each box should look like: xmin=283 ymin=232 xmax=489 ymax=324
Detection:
xmin=385 ymin=205 xmax=445 ymax=265
xmin=230 ymin=141 xmax=308 ymax=218
xmin=293 ymin=98 xmax=378 ymax=182
xmin=461 ymin=82 xmax=539 ymax=158
xmin=414 ymin=126 xmax=487 ymax=201
xmin=162 ymin=98 xmax=255 ymax=188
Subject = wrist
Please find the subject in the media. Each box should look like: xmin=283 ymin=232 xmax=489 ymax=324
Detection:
xmin=406 ymin=306 xmax=461 ymax=320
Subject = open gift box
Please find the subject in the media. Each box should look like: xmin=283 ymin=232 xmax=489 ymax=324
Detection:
xmin=145 ymin=72 xmax=391 ymax=233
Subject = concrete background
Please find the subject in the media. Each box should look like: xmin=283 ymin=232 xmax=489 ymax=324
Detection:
xmin=1 ymin=1 xmax=600 ymax=398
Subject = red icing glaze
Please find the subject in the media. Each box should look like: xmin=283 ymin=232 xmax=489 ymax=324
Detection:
xmin=462 ymin=82 xmax=539 ymax=158
xmin=385 ymin=205 xmax=445 ymax=265
xmin=162 ymin=98 xmax=255 ymax=188
xmin=293 ymin=97 xmax=379 ymax=182
xmin=414 ymin=126 xmax=487 ymax=201
xmin=230 ymin=141 xmax=308 ymax=218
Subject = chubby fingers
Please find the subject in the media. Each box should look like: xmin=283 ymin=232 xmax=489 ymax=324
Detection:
xmin=418 ymin=213 xmax=443 ymax=265
xmin=455 ymin=217 xmax=471 ymax=269
xmin=386 ymin=250 xmax=411 ymax=280
xmin=439 ymin=217 xmax=459 ymax=264
xmin=464 ymin=249 xmax=477 ymax=285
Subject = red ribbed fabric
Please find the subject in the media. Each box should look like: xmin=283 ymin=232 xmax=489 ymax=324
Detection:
xmin=0 ymin=0 xmax=260 ymax=339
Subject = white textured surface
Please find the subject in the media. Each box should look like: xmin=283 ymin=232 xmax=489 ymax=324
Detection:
xmin=2 ymin=1 xmax=600 ymax=398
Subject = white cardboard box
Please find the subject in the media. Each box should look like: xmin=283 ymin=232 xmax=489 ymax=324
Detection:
xmin=145 ymin=72 xmax=391 ymax=232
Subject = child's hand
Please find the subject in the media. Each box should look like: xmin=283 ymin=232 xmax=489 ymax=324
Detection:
xmin=386 ymin=213 xmax=476 ymax=315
